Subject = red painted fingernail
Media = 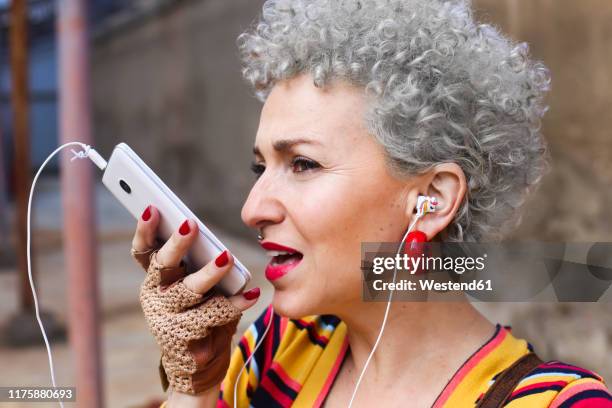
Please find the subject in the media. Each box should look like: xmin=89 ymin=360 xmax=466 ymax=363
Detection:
xmin=215 ymin=250 xmax=229 ymax=267
xmin=243 ymin=287 xmax=260 ymax=300
xmin=141 ymin=205 xmax=151 ymax=221
xmin=179 ymin=220 xmax=190 ymax=235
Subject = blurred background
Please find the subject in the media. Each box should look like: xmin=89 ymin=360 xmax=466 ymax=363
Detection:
xmin=0 ymin=0 xmax=610 ymax=406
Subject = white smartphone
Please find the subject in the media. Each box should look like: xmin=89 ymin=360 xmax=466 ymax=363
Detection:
xmin=101 ymin=142 xmax=251 ymax=296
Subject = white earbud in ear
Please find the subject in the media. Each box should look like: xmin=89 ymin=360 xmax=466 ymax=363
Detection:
xmin=416 ymin=195 xmax=438 ymax=217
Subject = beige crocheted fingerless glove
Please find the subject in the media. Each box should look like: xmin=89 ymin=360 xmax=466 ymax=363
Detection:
xmin=134 ymin=249 xmax=242 ymax=394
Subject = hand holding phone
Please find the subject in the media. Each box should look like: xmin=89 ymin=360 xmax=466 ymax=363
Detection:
xmin=102 ymin=143 xmax=251 ymax=296
xmin=131 ymin=202 xmax=261 ymax=395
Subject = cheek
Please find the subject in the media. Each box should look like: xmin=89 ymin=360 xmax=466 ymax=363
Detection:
xmin=288 ymin=174 xmax=406 ymax=275
xmin=293 ymin=176 xmax=405 ymax=242
xmin=288 ymin=177 xmax=372 ymax=248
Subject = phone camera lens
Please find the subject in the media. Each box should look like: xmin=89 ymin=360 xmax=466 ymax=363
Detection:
xmin=119 ymin=179 xmax=131 ymax=194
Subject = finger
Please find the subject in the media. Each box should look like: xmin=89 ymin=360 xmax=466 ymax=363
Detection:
xmin=182 ymin=250 xmax=234 ymax=295
xmin=131 ymin=205 xmax=162 ymax=270
xmin=227 ymin=287 xmax=261 ymax=312
xmin=156 ymin=219 xmax=199 ymax=268
xmin=131 ymin=204 xmax=160 ymax=251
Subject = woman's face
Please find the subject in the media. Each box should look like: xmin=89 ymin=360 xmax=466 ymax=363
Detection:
xmin=241 ymin=73 xmax=414 ymax=318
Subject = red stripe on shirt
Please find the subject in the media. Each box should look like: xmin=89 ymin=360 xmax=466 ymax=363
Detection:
xmin=433 ymin=327 xmax=507 ymax=407
xmin=315 ymin=336 xmax=350 ymax=407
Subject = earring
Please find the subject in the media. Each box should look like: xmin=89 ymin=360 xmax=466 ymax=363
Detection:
xmin=404 ymin=230 xmax=427 ymax=251
xmin=404 ymin=230 xmax=428 ymax=274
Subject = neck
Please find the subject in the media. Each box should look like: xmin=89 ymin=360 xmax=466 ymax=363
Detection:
xmin=334 ymin=300 xmax=495 ymax=390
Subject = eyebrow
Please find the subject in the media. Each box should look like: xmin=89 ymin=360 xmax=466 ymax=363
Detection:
xmin=252 ymin=138 xmax=321 ymax=156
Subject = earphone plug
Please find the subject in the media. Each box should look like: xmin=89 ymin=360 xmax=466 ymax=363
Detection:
xmin=70 ymin=145 xmax=108 ymax=171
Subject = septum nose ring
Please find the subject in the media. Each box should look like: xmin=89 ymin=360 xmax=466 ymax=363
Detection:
xmin=256 ymin=230 xmax=264 ymax=241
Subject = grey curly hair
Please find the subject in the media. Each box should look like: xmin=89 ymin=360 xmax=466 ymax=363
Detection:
xmin=237 ymin=0 xmax=551 ymax=242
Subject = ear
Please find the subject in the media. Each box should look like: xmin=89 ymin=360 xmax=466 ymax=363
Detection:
xmin=405 ymin=163 xmax=467 ymax=240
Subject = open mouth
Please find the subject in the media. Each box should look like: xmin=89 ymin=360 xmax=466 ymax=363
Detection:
xmin=267 ymin=250 xmax=304 ymax=265
xmin=260 ymin=241 xmax=304 ymax=281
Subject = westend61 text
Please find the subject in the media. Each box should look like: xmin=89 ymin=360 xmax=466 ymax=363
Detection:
xmin=372 ymin=279 xmax=493 ymax=292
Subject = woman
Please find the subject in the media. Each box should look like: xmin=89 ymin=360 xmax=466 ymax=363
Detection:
xmin=130 ymin=0 xmax=611 ymax=407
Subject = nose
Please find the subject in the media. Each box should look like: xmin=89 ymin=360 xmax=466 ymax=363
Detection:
xmin=241 ymin=175 xmax=285 ymax=231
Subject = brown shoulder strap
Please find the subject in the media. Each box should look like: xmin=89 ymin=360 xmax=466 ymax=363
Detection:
xmin=476 ymin=352 xmax=543 ymax=408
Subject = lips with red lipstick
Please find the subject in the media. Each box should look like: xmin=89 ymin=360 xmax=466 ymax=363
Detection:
xmin=261 ymin=242 xmax=304 ymax=281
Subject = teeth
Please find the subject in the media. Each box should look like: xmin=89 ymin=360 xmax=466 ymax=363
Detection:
xmin=266 ymin=250 xmax=294 ymax=257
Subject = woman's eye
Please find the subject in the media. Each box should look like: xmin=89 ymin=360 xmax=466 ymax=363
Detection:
xmin=291 ymin=157 xmax=321 ymax=173
xmin=250 ymin=162 xmax=265 ymax=178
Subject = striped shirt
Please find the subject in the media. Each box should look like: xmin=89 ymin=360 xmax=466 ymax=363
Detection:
xmin=161 ymin=304 xmax=611 ymax=407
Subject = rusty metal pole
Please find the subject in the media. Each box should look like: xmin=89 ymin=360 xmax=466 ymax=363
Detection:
xmin=9 ymin=0 xmax=34 ymax=313
xmin=0 ymin=59 xmax=9 ymax=264
xmin=6 ymin=0 xmax=66 ymax=350
xmin=57 ymin=0 xmax=104 ymax=407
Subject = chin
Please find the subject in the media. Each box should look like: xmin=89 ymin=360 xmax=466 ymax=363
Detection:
xmin=269 ymin=286 xmax=318 ymax=319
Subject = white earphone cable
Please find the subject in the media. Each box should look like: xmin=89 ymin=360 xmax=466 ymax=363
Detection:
xmin=347 ymin=215 xmax=422 ymax=408
xmin=26 ymin=142 xmax=106 ymax=408
xmin=234 ymin=305 xmax=275 ymax=408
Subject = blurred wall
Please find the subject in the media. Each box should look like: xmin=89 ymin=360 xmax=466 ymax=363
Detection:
xmin=472 ymin=0 xmax=612 ymax=241
xmin=91 ymin=0 xmax=612 ymax=242
xmin=91 ymin=0 xmax=265 ymax=237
